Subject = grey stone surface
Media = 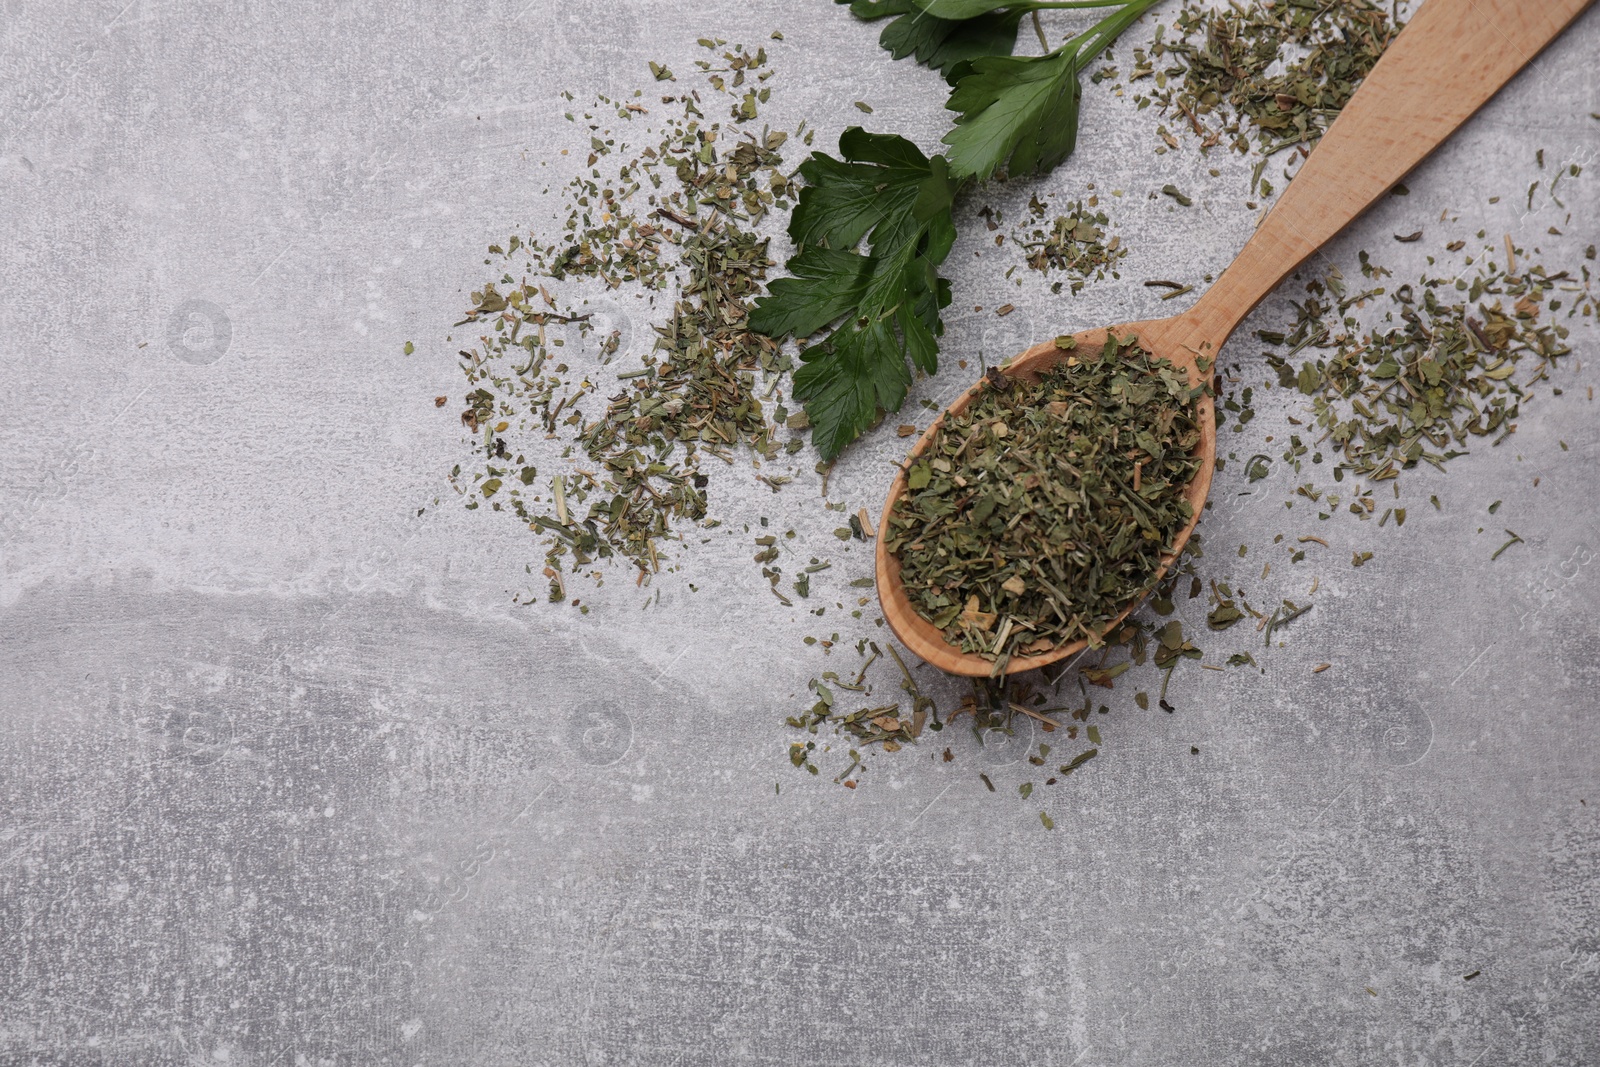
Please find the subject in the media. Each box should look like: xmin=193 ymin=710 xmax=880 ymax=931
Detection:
xmin=2 ymin=1 xmax=1598 ymax=1064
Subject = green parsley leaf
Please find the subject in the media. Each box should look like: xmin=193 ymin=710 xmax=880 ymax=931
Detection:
xmin=836 ymin=0 xmax=1027 ymax=77
xmin=916 ymin=0 xmax=1036 ymax=19
xmin=789 ymin=130 xmax=942 ymax=248
xmin=747 ymin=248 xmax=874 ymax=338
xmin=792 ymin=320 xmax=914 ymax=460
xmin=942 ymin=0 xmax=1160 ymax=180
xmin=750 ymin=128 xmax=957 ymax=460
xmin=943 ymin=46 xmax=1083 ymax=180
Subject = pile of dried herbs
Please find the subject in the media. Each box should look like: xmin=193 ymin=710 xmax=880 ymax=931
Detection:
xmin=449 ymin=41 xmax=806 ymax=600
xmin=1133 ymin=0 xmax=1405 ymax=194
xmin=1012 ymin=191 xmax=1126 ymax=293
xmin=887 ymin=334 xmax=1206 ymax=669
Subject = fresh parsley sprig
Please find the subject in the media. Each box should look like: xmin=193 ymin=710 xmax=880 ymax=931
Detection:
xmin=837 ymin=0 xmax=1029 ymax=76
xmin=942 ymin=0 xmax=1162 ymax=180
xmin=756 ymin=0 xmax=1162 ymax=459
xmin=748 ymin=129 xmax=958 ymax=460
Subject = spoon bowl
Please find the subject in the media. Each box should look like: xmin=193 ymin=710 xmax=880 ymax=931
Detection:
xmin=874 ymin=0 xmax=1593 ymax=677
xmin=875 ymin=317 xmax=1216 ymax=677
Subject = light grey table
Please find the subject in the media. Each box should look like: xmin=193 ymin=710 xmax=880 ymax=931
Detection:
xmin=3 ymin=1 xmax=1597 ymax=1063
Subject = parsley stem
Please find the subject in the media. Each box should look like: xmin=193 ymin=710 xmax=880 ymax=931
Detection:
xmin=1028 ymin=1 xmax=1150 ymax=8
xmin=1065 ymin=0 xmax=1163 ymax=61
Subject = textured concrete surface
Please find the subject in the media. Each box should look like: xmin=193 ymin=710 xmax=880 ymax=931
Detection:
xmin=2 ymin=1 xmax=1598 ymax=1064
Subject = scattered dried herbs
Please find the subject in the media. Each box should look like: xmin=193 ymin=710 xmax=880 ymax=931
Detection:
xmin=1136 ymin=0 xmax=1404 ymax=190
xmin=786 ymin=641 xmax=934 ymax=754
xmin=1491 ymin=529 xmax=1523 ymax=561
xmin=1265 ymin=245 xmax=1584 ymax=489
xmin=1013 ymin=192 xmax=1126 ymax=293
xmin=449 ymin=43 xmax=801 ymax=598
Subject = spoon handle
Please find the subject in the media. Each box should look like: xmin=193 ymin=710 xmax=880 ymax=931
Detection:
xmin=1186 ymin=0 xmax=1593 ymax=346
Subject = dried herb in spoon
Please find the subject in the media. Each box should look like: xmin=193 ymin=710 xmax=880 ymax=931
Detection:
xmin=887 ymin=334 xmax=1204 ymax=670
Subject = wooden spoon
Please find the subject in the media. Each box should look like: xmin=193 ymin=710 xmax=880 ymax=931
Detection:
xmin=876 ymin=0 xmax=1594 ymax=677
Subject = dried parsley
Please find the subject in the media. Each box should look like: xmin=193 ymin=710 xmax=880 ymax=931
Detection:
xmin=787 ymin=642 xmax=934 ymax=758
xmin=887 ymin=334 xmax=1205 ymax=669
xmin=1013 ymin=192 xmax=1126 ymax=294
xmin=1264 ymin=245 xmax=1583 ymax=488
xmin=448 ymin=44 xmax=800 ymax=597
xmin=1137 ymin=0 xmax=1404 ymax=182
